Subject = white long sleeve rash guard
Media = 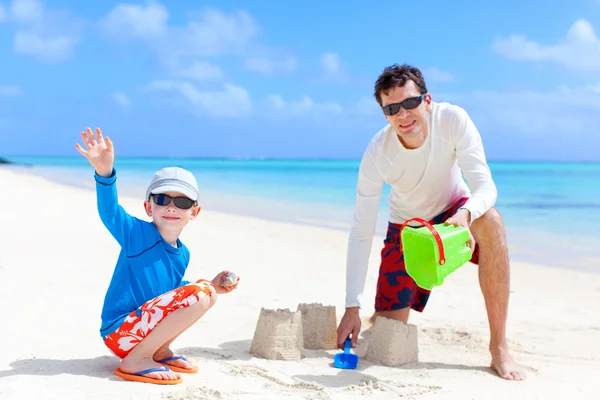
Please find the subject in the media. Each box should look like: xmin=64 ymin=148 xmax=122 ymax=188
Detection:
xmin=345 ymin=101 xmax=498 ymax=309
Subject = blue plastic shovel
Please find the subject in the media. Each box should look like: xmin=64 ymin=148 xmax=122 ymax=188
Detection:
xmin=333 ymin=338 xmax=359 ymax=369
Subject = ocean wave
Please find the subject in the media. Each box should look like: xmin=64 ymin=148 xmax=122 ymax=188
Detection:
xmin=502 ymin=202 xmax=600 ymax=209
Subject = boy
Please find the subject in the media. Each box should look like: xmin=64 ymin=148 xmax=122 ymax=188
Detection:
xmin=75 ymin=127 xmax=239 ymax=385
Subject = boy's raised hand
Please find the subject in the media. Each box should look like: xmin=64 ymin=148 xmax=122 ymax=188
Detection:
xmin=75 ymin=127 xmax=114 ymax=177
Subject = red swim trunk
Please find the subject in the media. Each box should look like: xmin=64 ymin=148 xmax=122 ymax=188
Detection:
xmin=103 ymin=279 xmax=215 ymax=359
xmin=374 ymin=197 xmax=480 ymax=313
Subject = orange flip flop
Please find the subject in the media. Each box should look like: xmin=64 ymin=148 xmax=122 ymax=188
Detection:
xmin=155 ymin=355 xmax=199 ymax=374
xmin=114 ymin=365 xmax=182 ymax=384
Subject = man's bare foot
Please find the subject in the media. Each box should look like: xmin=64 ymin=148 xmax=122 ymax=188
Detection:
xmin=490 ymin=346 xmax=527 ymax=381
xmin=120 ymin=355 xmax=180 ymax=380
xmin=153 ymin=348 xmax=195 ymax=371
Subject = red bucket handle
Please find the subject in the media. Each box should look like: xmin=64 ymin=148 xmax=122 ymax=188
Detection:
xmin=399 ymin=218 xmax=446 ymax=266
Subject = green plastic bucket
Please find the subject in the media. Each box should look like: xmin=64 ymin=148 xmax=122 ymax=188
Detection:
xmin=400 ymin=218 xmax=472 ymax=290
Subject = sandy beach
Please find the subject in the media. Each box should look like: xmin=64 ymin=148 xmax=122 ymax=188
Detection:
xmin=0 ymin=166 xmax=598 ymax=400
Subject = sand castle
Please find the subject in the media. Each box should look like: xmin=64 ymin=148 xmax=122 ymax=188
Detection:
xmin=249 ymin=303 xmax=337 ymax=360
xmin=364 ymin=316 xmax=419 ymax=366
xmin=249 ymin=307 xmax=305 ymax=360
xmin=249 ymin=304 xmax=419 ymax=366
xmin=297 ymin=302 xmax=337 ymax=350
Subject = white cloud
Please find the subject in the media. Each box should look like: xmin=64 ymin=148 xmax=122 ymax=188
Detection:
xmin=437 ymin=84 xmax=600 ymax=140
xmin=353 ymin=96 xmax=380 ymax=117
xmin=143 ymin=79 xmax=344 ymax=120
xmin=145 ymin=80 xmax=252 ymax=117
xmin=265 ymin=94 xmax=343 ymax=118
xmin=112 ymin=92 xmax=131 ymax=109
xmin=98 ymin=1 xmax=168 ymax=39
xmin=0 ymin=84 xmax=22 ymax=96
xmin=589 ymin=82 xmax=600 ymax=93
xmin=8 ymin=0 xmax=83 ymax=63
xmin=99 ymin=3 xmax=257 ymax=60
xmin=422 ymin=67 xmax=456 ymax=83
xmin=11 ymin=0 xmax=43 ymax=23
xmin=493 ymin=19 xmax=600 ymax=71
xmin=167 ymin=8 xmax=257 ymax=58
xmin=176 ymin=61 xmax=225 ymax=81
xmin=99 ymin=2 xmax=265 ymax=89
xmin=315 ymin=51 xmax=350 ymax=84
xmin=244 ymin=56 xmax=297 ymax=75
xmin=321 ymin=52 xmax=340 ymax=74
xmin=0 ymin=3 xmax=7 ymax=22
xmin=14 ymin=32 xmax=78 ymax=63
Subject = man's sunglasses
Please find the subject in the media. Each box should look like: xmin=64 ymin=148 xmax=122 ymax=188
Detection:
xmin=382 ymin=94 xmax=426 ymax=116
xmin=151 ymin=194 xmax=196 ymax=210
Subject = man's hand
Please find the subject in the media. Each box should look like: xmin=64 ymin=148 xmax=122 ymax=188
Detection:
xmin=444 ymin=208 xmax=475 ymax=253
xmin=75 ymin=127 xmax=114 ymax=177
xmin=211 ymin=271 xmax=240 ymax=294
xmin=337 ymin=307 xmax=361 ymax=349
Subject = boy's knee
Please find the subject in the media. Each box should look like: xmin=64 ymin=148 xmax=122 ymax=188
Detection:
xmin=183 ymin=281 xmax=218 ymax=311
xmin=206 ymin=284 xmax=218 ymax=308
xmin=197 ymin=283 xmax=218 ymax=307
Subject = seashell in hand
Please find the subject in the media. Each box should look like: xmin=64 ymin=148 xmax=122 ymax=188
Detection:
xmin=221 ymin=272 xmax=238 ymax=287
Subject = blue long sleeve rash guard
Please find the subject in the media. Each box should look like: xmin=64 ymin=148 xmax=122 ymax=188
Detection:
xmin=95 ymin=169 xmax=191 ymax=337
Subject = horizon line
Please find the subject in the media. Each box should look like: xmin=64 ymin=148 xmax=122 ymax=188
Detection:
xmin=2 ymin=155 xmax=599 ymax=164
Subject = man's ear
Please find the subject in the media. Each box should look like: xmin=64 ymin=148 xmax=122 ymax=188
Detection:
xmin=143 ymin=200 xmax=152 ymax=217
xmin=425 ymin=93 xmax=432 ymax=112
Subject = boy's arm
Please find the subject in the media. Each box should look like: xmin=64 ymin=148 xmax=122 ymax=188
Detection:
xmin=95 ymin=168 xmax=137 ymax=248
xmin=75 ymin=127 xmax=136 ymax=248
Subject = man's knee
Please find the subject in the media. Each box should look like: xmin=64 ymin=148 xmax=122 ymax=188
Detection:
xmin=481 ymin=207 xmax=503 ymax=224
xmin=473 ymin=207 xmax=505 ymax=233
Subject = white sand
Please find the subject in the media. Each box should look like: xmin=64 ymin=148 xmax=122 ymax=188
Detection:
xmin=0 ymin=167 xmax=599 ymax=400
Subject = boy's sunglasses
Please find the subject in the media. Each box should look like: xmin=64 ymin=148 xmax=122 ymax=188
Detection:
xmin=151 ymin=194 xmax=196 ymax=210
xmin=382 ymin=94 xmax=426 ymax=116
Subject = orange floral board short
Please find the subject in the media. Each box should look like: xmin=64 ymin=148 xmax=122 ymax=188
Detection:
xmin=103 ymin=279 xmax=214 ymax=359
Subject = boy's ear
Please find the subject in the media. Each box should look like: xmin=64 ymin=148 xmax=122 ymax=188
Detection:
xmin=190 ymin=205 xmax=201 ymax=219
xmin=143 ymin=200 xmax=152 ymax=217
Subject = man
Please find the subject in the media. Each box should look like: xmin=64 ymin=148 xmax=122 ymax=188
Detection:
xmin=336 ymin=63 xmax=527 ymax=381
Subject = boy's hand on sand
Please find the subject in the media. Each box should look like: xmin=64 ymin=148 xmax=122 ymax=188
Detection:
xmin=75 ymin=127 xmax=114 ymax=177
xmin=211 ymin=270 xmax=240 ymax=294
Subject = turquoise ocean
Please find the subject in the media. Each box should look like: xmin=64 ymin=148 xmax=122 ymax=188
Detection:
xmin=4 ymin=156 xmax=599 ymax=273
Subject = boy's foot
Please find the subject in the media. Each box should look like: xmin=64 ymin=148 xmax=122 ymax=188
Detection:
xmin=118 ymin=356 xmax=181 ymax=383
xmin=153 ymin=349 xmax=198 ymax=373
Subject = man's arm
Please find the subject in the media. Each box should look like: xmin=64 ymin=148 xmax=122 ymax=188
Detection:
xmin=452 ymin=106 xmax=498 ymax=223
xmin=95 ymin=168 xmax=137 ymax=249
xmin=345 ymin=142 xmax=385 ymax=309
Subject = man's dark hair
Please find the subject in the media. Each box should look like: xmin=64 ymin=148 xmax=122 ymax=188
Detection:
xmin=373 ymin=63 xmax=428 ymax=106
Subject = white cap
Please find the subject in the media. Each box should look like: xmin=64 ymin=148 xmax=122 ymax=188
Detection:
xmin=145 ymin=167 xmax=200 ymax=201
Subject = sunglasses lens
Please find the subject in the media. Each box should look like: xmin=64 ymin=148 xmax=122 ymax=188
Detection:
xmin=174 ymin=198 xmax=195 ymax=209
xmin=403 ymin=97 xmax=422 ymax=110
xmin=151 ymin=194 xmax=195 ymax=209
xmin=382 ymin=95 xmax=424 ymax=115
xmin=383 ymin=104 xmax=401 ymax=116
xmin=152 ymin=194 xmax=171 ymax=206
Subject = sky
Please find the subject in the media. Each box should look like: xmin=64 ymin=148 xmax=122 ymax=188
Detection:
xmin=0 ymin=0 xmax=599 ymax=161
